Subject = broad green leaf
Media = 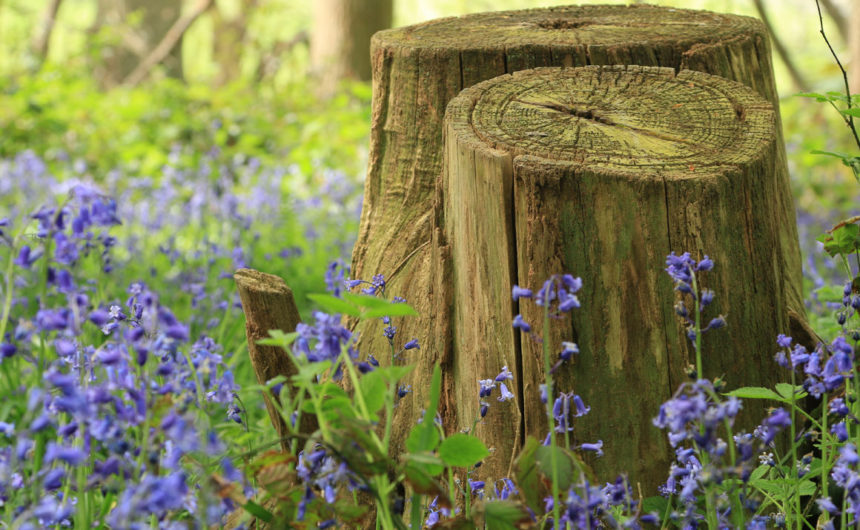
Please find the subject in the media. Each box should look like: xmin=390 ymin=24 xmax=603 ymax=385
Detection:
xmin=749 ymin=464 xmax=770 ymax=482
xmin=403 ymin=462 xmax=450 ymax=504
xmin=833 ymin=223 xmax=860 ymax=252
xmin=641 ymin=496 xmax=669 ymax=520
xmin=358 ymin=370 xmax=386 ymax=419
xmin=815 ymin=284 xmax=847 ymax=302
xmin=841 ymin=108 xmax=860 ymax=117
xmin=362 ymin=303 xmax=419 ymax=319
xmin=405 ymin=364 xmax=442 ymax=453
xmin=400 ymin=450 xmax=445 ymax=471
xmin=535 ymin=445 xmax=574 ymax=491
xmin=341 ymin=292 xmax=419 ymax=318
xmin=306 ymin=293 xmax=361 ymax=317
xmin=343 ymin=292 xmax=391 ymax=308
xmin=256 ymin=330 xmax=298 ymax=347
xmin=775 ymin=383 xmax=807 ymax=401
xmin=514 ymin=436 xmax=542 ymax=513
xmin=478 ymin=500 xmax=533 ymax=529
xmin=242 ymin=500 xmax=274 ymax=522
xmin=725 ymin=386 xmax=784 ymax=402
xmin=438 ymin=434 xmax=490 ymax=468
xmin=373 ymin=364 xmax=414 ymax=384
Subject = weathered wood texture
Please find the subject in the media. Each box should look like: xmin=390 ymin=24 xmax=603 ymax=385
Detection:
xmin=350 ymin=4 xmax=806 ymax=489
xmin=443 ymin=65 xmax=788 ymax=490
xmin=234 ymin=268 xmax=316 ymax=450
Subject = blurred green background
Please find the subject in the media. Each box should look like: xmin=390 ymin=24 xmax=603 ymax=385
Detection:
xmin=0 ymin=0 xmax=858 ymax=323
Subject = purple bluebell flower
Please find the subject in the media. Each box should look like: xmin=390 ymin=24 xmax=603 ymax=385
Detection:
xmin=512 ymin=285 xmax=533 ymax=301
xmin=512 ymin=314 xmax=530 ymax=332
xmin=497 ymin=383 xmax=515 ymax=402
xmin=479 ymin=379 xmax=495 ymax=398
xmin=495 ymin=366 xmax=513 ymax=382
xmin=580 ymin=440 xmax=603 ymax=457
xmin=404 ymin=338 xmax=419 ymax=350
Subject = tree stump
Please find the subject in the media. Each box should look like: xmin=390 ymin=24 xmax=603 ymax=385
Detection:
xmin=350 ymin=4 xmax=807 ymax=490
xmin=441 ymin=65 xmax=787 ymax=490
xmin=235 ymin=269 xmax=317 ymax=450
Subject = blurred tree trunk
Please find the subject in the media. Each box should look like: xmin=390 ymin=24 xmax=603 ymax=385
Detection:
xmin=851 ymin=0 xmax=860 ymax=94
xmin=310 ymin=0 xmax=392 ymax=98
xmin=31 ymin=0 xmax=63 ymax=68
xmin=212 ymin=0 xmax=256 ymax=86
xmin=99 ymin=0 xmax=184 ymax=86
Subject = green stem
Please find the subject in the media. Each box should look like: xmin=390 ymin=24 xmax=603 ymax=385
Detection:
xmin=542 ymin=302 xmax=561 ymax=530
xmin=821 ymin=391 xmax=829 ymax=525
xmin=790 ymin=369 xmax=800 ymax=529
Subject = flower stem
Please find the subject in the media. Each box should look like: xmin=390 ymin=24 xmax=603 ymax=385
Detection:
xmin=542 ymin=301 xmax=562 ymax=529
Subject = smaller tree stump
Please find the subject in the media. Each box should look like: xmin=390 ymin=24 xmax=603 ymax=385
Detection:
xmin=439 ymin=65 xmax=789 ymax=490
xmin=234 ymin=268 xmax=317 ymax=450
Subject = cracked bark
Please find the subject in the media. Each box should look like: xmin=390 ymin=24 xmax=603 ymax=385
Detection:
xmin=350 ymin=4 xmax=806 ymax=494
xmin=444 ymin=65 xmax=787 ymax=491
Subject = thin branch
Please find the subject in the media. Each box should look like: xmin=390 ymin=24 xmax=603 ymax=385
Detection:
xmin=815 ymin=0 xmax=860 ymax=151
xmin=122 ymin=0 xmax=214 ymax=86
xmin=31 ymin=0 xmax=63 ymax=68
xmin=753 ymin=0 xmax=810 ymax=93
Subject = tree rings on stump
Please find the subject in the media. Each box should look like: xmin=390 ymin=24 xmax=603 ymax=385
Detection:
xmin=441 ymin=65 xmax=787 ymax=491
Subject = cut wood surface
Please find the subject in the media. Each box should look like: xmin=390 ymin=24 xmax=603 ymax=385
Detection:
xmin=349 ymin=4 xmax=806 ymax=492
xmin=442 ymin=65 xmax=788 ymax=490
xmin=234 ymin=268 xmax=316 ymax=450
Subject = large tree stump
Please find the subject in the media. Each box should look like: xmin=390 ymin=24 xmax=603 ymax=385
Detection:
xmin=441 ymin=65 xmax=787 ymax=490
xmin=350 ymin=4 xmax=807 ymax=490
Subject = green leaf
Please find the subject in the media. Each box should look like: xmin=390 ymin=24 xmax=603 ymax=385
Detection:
xmin=477 ymin=500 xmax=533 ymax=529
xmin=641 ymin=496 xmax=669 ymax=519
xmin=841 ymin=108 xmax=860 ymax=117
xmin=373 ymin=364 xmax=414 ymax=384
xmin=749 ymin=464 xmax=770 ymax=482
xmin=405 ymin=364 xmax=442 ymax=453
xmin=814 ymin=284 xmax=847 ymax=302
xmin=362 ymin=303 xmax=419 ymax=319
xmin=403 ymin=462 xmax=450 ymax=504
xmin=358 ymin=370 xmax=386 ymax=419
xmin=514 ymin=436 xmax=542 ymax=514
xmin=342 ymin=292 xmax=392 ymax=308
xmin=400 ymin=450 xmax=446 ymax=472
xmin=256 ymin=330 xmax=298 ymax=347
xmin=775 ymin=383 xmax=807 ymax=401
xmin=438 ymin=434 xmax=490 ymax=468
xmin=535 ymin=445 xmax=575 ymax=491
xmin=832 ymin=223 xmax=860 ymax=254
xmin=340 ymin=292 xmax=419 ymax=318
xmin=306 ymin=293 xmax=361 ymax=317
xmin=725 ymin=386 xmax=785 ymax=402
xmin=243 ymin=500 xmax=274 ymax=522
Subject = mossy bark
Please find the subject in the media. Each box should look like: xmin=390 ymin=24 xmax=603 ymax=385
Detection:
xmin=443 ymin=65 xmax=786 ymax=490
xmin=350 ymin=4 xmax=805 ymax=491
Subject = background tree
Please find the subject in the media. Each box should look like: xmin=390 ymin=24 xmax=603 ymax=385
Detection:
xmin=310 ymin=0 xmax=393 ymax=98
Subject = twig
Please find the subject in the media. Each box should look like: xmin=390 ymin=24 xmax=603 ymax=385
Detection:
xmin=122 ymin=0 xmax=214 ymax=86
xmin=815 ymin=0 xmax=860 ymax=151
xmin=753 ymin=0 xmax=810 ymax=92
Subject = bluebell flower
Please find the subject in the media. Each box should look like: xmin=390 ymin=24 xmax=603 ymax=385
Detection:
xmin=512 ymin=285 xmax=533 ymax=301
xmin=497 ymin=383 xmax=515 ymax=402
xmin=494 ymin=366 xmax=513 ymax=382
xmin=44 ymin=442 xmax=87 ymax=466
xmin=512 ymin=314 xmax=530 ymax=332
xmin=479 ymin=379 xmax=495 ymax=398
xmin=14 ymin=245 xmax=41 ymax=268
xmin=403 ymin=338 xmax=419 ymax=350
xmin=580 ymin=440 xmax=603 ymax=457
